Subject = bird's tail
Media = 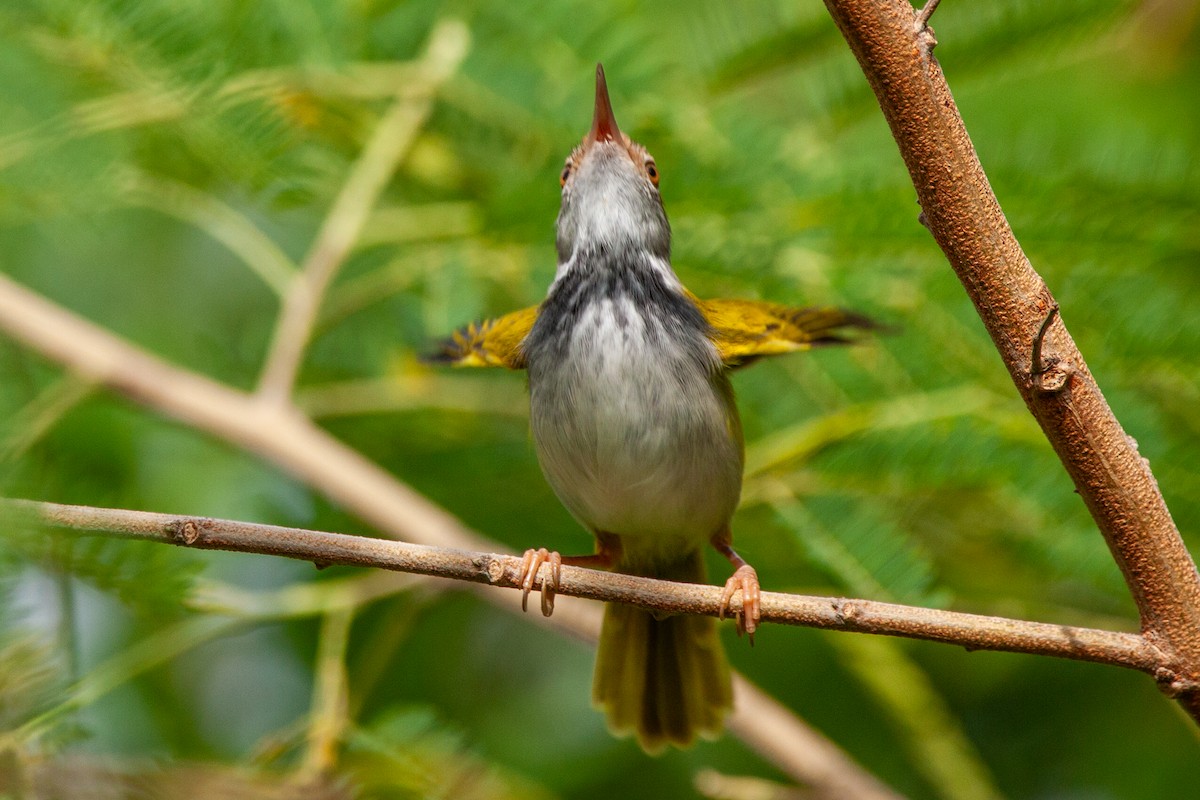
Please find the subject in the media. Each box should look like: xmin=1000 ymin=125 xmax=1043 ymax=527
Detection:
xmin=592 ymin=550 xmax=732 ymax=754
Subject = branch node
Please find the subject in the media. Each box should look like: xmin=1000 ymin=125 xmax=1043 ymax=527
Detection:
xmin=1154 ymin=666 xmax=1200 ymax=698
xmin=170 ymin=519 xmax=203 ymax=545
xmin=1036 ymin=365 xmax=1071 ymax=394
xmin=1031 ymin=303 xmax=1058 ymax=371
xmin=915 ymin=0 xmax=942 ymax=29
xmin=313 ymin=561 xmax=332 ymax=571
xmin=914 ymin=0 xmax=942 ymax=56
xmin=1031 ymin=303 xmax=1072 ymax=394
xmin=482 ymin=555 xmax=507 ymax=585
xmin=832 ymin=598 xmax=862 ymax=629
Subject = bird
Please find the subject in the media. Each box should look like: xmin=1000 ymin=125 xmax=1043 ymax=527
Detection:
xmin=429 ymin=64 xmax=878 ymax=753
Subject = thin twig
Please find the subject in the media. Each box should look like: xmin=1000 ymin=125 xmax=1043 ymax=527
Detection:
xmin=822 ymin=0 xmax=1200 ymax=721
xmin=0 ymin=272 xmax=896 ymax=799
xmin=295 ymin=374 xmax=527 ymax=420
xmin=191 ymin=572 xmax=422 ymax=620
xmin=915 ymin=0 xmax=942 ymax=30
xmin=0 ymin=374 xmax=95 ymax=463
xmin=1030 ymin=304 xmax=1059 ymax=378
xmin=118 ymin=170 xmax=298 ymax=296
xmin=299 ymin=609 xmax=353 ymax=780
xmin=694 ymin=769 xmax=809 ymax=800
xmin=256 ymin=21 xmax=470 ymax=402
xmin=14 ymin=615 xmax=242 ymax=741
xmin=2 ymin=499 xmax=1162 ymax=675
xmin=1031 ymin=304 xmax=1071 ymax=394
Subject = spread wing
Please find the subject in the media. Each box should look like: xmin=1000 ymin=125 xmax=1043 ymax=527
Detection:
xmin=695 ymin=297 xmax=881 ymax=369
xmin=427 ymin=298 xmax=879 ymax=371
xmin=424 ymin=306 xmax=538 ymax=369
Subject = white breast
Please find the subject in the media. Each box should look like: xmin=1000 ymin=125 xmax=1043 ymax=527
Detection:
xmin=528 ymin=294 xmax=743 ymax=564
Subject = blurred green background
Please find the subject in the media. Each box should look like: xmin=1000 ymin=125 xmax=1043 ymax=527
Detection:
xmin=2 ymin=1 xmax=1199 ymax=798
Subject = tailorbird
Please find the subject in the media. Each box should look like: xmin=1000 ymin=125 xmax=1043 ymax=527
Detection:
xmin=432 ymin=64 xmax=877 ymax=753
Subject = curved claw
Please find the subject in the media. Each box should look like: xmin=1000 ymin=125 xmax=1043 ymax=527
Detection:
xmin=516 ymin=547 xmax=561 ymax=617
xmin=719 ymin=564 xmax=761 ymax=641
xmin=542 ymin=551 xmax=562 ymax=617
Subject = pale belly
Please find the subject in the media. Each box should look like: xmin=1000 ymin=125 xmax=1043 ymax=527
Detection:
xmin=527 ymin=298 xmax=743 ymax=564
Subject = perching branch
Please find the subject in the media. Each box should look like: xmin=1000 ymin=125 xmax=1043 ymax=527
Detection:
xmin=0 ymin=273 xmax=900 ymax=800
xmin=821 ymin=0 xmax=1200 ymax=717
xmin=2 ymin=499 xmax=1163 ymax=676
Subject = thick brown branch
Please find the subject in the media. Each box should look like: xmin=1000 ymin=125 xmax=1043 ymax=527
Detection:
xmin=822 ymin=0 xmax=1200 ymax=718
xmin=3 ymin=499 xmax=1162 ymax=676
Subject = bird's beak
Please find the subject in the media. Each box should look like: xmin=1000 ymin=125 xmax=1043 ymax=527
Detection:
xmin=587 ymin=63 xmax=621 ymax=145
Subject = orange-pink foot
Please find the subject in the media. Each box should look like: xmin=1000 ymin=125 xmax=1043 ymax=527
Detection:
xmin=516 ymin=547 xmax=562 ymax=617
xmin=719 ymin=564 xmax=761 ymax=640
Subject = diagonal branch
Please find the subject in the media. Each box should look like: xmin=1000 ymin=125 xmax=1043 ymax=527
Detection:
xmin=4 ymin=498 xmax=1162 ymax=674
xmin=822 ymin=0 xmax=1200 ymax=719
xmin=0 ymin=271 xmax=900 ymax=800
xmin=256 ymin=21 xmax=470 ymax=402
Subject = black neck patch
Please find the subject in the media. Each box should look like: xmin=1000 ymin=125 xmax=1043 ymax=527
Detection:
xmin=524 ymin=246 xmax=709 ymax=364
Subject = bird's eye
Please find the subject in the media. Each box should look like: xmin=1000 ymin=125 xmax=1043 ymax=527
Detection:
xmin=560 ymin=164 xmax=571 ymax=187
xmin=645 ymin=160 xmax=659 ymax=187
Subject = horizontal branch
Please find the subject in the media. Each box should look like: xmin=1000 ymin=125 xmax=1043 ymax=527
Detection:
xmin=5 ymin=499 xmax=1163 ymax=675
xmin=0 ymin=246 xmax=901 ymax=800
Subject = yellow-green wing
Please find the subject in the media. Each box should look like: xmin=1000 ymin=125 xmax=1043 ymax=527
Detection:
xmin=696 ymin=297 xmax=880 ymax=369
xmin=426 ymin=306 xmax=538 ymax=369
xmin=428 ymin=297 xmax=877 ymax=370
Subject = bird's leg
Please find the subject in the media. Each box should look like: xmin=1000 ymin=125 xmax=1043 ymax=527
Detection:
xmin=711 ymin=527 xmax=761 ymax=640
xmin=517 ymin=532 xmax=621 ymax=617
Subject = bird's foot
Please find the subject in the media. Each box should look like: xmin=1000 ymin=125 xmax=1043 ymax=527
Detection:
xmin=516 ymin=547 xmax=562 ymax=617
xmin=719 ymin=564 xmax=761 ymax=641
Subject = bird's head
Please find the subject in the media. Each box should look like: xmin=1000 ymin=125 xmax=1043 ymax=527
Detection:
xmin=555 ymin=64 xmax=670 ymax=265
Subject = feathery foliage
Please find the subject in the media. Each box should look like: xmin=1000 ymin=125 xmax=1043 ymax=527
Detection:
xmin=1 ymin=1 xmax=1198 ymax=798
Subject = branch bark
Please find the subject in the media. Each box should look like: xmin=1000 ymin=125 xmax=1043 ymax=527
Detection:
xmin=2 ymin=499 xmax=1163 ymax=676
xmin=821 ymin=0 xmax=1200 ymax=717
